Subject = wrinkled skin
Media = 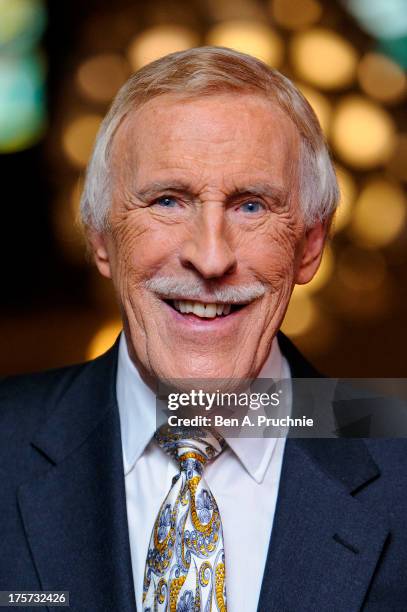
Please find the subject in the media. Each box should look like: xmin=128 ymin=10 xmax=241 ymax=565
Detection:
xmin=89 ymin=93 xmax=328 ymax=384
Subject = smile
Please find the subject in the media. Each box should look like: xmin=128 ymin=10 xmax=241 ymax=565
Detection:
xmin=163 ymin=298 xmax=247 ymax=320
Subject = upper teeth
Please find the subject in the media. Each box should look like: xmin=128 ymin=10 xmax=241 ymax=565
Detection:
xmin=173 ymin=300 xmax=232 ymax=318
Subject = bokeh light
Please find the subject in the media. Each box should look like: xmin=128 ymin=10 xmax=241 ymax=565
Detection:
xmin=331 ymin=96 xmax=396 ymax=168
xmin=332 ymin=164 xmax=357 ymax=233
xmin=281 ymin=293 xmax=318 ymax=336
xmin=357 ymin=52 xmax=406 ymax=104
xmin=127 ymin=25 xmax=199 ymax=70
xmin=350 ymin=178 xmax=406 ymax=248
xmin=76 ymin=53 xmax=130 ymax=104
xmin=295 ymin=312 xmax=336 ymax=355
xmin=206 ymin=20 xmax=284 ymax=67
xmin=0 ymin=54 xmax=46 ymax=152
xmin=345 ymin=0 xmax=407 ymax=40
xmin=270 ymin=0 xmax=322 ymax=31
xmin=62 ymin=114 xmax=102 ymax=168
xmin=379 ymin=35 xmax=407 ymax=71
xmin=290 ymin=28 xmax=358 ymax=89
xmin=297 ymin=83 xmax=332 ymax=134
xmin=87 ymin=320 xmax=122 ymax=359
xmin=0 ymin=0 xmax=47 ymax=54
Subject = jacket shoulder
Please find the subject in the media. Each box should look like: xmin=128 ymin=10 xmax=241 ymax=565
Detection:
xmin=0 ymin=361 xmax=91 ymax=445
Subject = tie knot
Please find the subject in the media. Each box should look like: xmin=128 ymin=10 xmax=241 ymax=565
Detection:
xmin=154 ymin=425 xmax=225 ymax=476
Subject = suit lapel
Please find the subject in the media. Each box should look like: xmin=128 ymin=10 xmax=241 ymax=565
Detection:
xmin=17 ymin=341 xmax=137 ymax=612
xmin=256 ymin=334 xmax=390 ymax=611
xmin=257 ymin=438 xmax=389 ymax=611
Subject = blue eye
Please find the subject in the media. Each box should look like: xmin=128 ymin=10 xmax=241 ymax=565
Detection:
xmin=240 ymin=200 xmax=264 ymax=213
xmin=155 ymin=196 xmax=177 ymax=208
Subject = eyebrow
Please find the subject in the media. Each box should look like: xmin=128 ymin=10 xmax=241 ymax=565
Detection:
xmin=134 ymin=181 xmax=196 ymax=201
xmin=227 ymin=184 xmax=287 ymax=206
xmin=134 ymin=180 xmax=287 ymax=205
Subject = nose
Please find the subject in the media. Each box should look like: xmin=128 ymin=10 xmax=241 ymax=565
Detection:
xmin=180 ymin=203 xmax=237 ymax=279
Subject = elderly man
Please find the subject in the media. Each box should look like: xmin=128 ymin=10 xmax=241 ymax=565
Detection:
xmin=1 ymin=47 xmax=407 ymax=612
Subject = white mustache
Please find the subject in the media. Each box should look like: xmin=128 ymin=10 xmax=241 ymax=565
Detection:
xmin=144 ymin=276 xmax=266 ymax=303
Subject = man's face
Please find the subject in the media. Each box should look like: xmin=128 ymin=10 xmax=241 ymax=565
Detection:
xmin=91 ymin=92 xmax=326 ymax=382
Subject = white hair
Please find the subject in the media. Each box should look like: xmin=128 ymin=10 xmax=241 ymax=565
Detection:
xmin=80 ymin=46 xmax=339 ymax=231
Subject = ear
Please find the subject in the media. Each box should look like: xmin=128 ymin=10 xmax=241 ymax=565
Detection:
xmin=86 ymin=229 xmax=112 ymax=279
xmin=295 ymin=220 xmax=330 ymax=285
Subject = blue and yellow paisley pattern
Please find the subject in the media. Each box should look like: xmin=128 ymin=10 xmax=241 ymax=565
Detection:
xmin=143 ymin=426 xmax=227 ymax=612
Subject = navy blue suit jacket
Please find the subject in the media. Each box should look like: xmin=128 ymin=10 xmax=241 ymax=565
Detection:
xmin=1 ymin=334 xmax=407 ymax=611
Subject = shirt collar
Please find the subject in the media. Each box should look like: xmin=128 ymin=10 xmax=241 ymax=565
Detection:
xmin=224 ymin=338 xmax=291 ymax=483
xmin=116 ymin=333 xmax=157 ymax=475
xmin=116 ymin=332 xmax=291 ymax=482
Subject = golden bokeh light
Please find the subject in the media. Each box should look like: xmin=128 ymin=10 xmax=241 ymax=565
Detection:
xmin=297 ymin=83 xmax=332 ymax=134
xmin=281 ymin=293 xmax=318 ymax=337
xmin=294 ymin=245 xmax=334 ymax=295
xmin=62 ymin=114 xmax=102 ymax=168
xmin=127 ymin=25 xmax=199 ymax=70
xmin=387 ymin=134 xmax=407 ymax=182
xmin=357 ymin=53 xmax=406 ymax=105
xmin=337 ymin=246 xmax=387 ymax=291
xmin=332 ymin=164 xmax=357 ymax=233
xmin=271 ymin=0 xmax=322 ymax=30
xmin=331 ymin=96 xmax=396 ymax=168
xmin=290 ymin=28 xmax=358 ymax=89
xmin=76 ymin=53 xmax=130 ymax=104
xmin=296 ymin=313 xmax=336 ymax=355
xmin=350 ymin=178 xmax=406 ymax=248
xmin=87 ymin=320 xmax=122 ymax=360
xmin=206 ymin=20 xmax=284 ymax=67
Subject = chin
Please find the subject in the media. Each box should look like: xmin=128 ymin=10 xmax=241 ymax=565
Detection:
xmin=153 ymin=353 xmax=256 ymax=392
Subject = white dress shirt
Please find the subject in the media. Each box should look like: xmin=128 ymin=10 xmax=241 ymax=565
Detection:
xmin=116 ymin=332 xmax=291 ymax=612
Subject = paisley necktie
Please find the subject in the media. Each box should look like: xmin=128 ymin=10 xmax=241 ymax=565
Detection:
xmin=142 ymin=425 xmax=227 ymax=612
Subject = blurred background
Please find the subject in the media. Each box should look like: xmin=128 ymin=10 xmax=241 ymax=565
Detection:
xmin=1 ymin=0 xmax=406 ymax=377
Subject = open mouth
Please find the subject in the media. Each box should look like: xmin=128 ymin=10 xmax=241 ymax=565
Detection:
xmin=164 ymin=299 xmax=246 ymax=319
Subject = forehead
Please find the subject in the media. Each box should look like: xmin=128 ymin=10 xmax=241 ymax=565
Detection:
xmin=110 ymin=92 xmax=300 ymax=189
